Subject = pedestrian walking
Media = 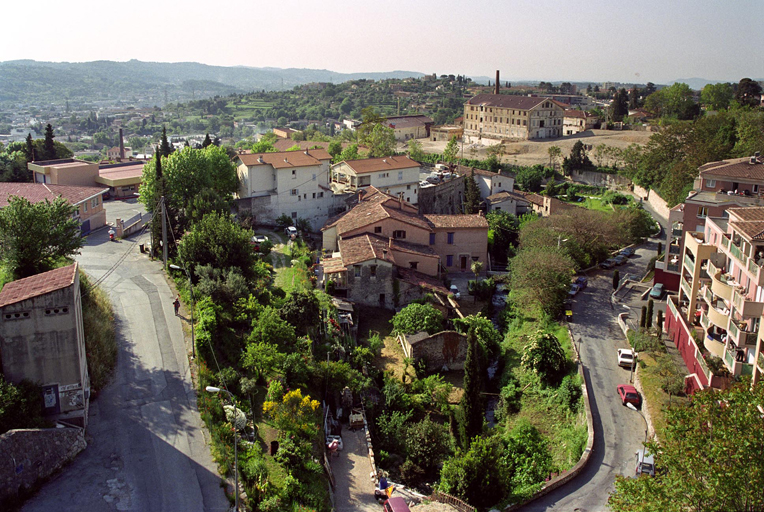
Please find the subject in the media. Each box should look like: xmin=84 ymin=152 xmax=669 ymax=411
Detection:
xmin=173 ymin=296 xmax=180 ymax=316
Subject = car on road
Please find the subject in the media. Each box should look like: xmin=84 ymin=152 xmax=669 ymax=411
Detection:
xmin=600 ymin=258 xmax=617 ymax=269
xmin=614 ymin=255 xmax=628 ymax=265
xmin=617 ymin=384 xmax=642 ymax=408
xmin=575 ymin=276 xmax=588 ymax=289
xmin=252 ymin=235 xmax=268 ymax=244
xmin=569 ymin=283 xmax=581 ymax=297
xmin=285 ymin=226 xmax=298 ymax=238
xmin=620 ymin=247 xmax=635 ymax=257
xmin=618 ymin=348 xmax=637 ymax=368
xmin=635 ymin=449 xmax=655 ymax=477
xmin=449 ymin=284 xmax=461 ymax=299
xmin=649 ymin=283 xmax=665 ymax=299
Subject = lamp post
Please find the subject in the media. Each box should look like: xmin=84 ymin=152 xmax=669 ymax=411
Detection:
xmin=169 ymin=264 xmax=195 ymax=358
xmin=627 ymin=402 xmax=648 ymax=444
xmin=206 ymin=386 xmax=239 ymax=512
xmin=558 ymin=235 xmax=569 ymax=249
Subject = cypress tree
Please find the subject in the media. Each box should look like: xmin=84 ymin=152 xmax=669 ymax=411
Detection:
xmin=656 ymin=310 xmax=664 ymax=333
xmin=640 ymin=306 xmax=647 ymax=329
xmin=613 ymin=269 xmax=620 ymax=290
xmin=464 ymin=170 xmax=481 ymax=214
xmin=646 ymin=299 xmax=654 ymax=329
xmin=460 ymin=326 xmax=483 ymax=447
xmin=202 ymin=133 xmax=212 ymax=148
xmin=160 ymin=127 xmax=173 ymax=157
xmin=152 ymin=151 xmax=164 ymax=256
xmin=43 ymin=124 xmax=56 ymax=160
xmin=25 ymin=133 xmax=35 ymax=161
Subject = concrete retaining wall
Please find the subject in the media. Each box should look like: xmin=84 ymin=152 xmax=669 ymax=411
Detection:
xmin=0 ymin=427 xmax=86 ymax=505
xmin=633 ymin=185 xmax=670 ymax=224
xmin=570 ymin=170 xmax=631 ymax=189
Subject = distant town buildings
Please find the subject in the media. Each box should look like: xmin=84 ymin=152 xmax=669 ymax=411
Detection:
xmin=463 ymin=94 xmax=565 ymax=142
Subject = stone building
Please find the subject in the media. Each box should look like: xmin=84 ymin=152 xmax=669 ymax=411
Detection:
xmin=400 ymin=330 xmax=468 ymax=371
xmin=463 ymin=94 xmax=565 ymax=142
xmin=384 ymin=115 xmax=434 ymax=141
xmin=418 ymin=174 xmax=465 ymax=214
xmin=0 ymin=263 xmax=89 ymax=427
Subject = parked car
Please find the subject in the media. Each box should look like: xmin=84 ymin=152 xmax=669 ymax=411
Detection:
xmin=575 ymin=276 xmax=588 ymax=289
xmin=383 ymin=497 xmax=412 ymax=512
xmin=649 ymin=283 xmax=665 ymax=299
xmin=635 ymin=449 xmax=656 ymax=477
xmin=252 ymin=234 xmax=268 ymax=244
xmin=600 ymin=258 xmax=617 ymax=269
xmin=449 ymin=284 xmax=460 ymax=299
xmin=617 ymin=384 xmax=642 ymax=408
xmin=614 ymin=255 xmax=628 ymax=265
xmin=620 ymin=247 xmax=635 ymax=257
xmin=618 ymin=348 xmax=637 ymax=368
xmin=569 ymin=283 xmax=581 ymax=297
xmin=285 ymin=226 xmax=298 ymax=238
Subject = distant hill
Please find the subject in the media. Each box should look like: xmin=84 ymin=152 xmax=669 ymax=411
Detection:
xmin=667 ymin=77 xmax=734 ymax=90
xmin=0 ymin=60 xmax=424 ymax=108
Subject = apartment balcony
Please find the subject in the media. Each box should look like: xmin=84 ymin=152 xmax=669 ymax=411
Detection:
xmin=724 ymin=347 xmax=754 ymax=377
xmin=672 ymin=228 xmax=683 ymax=238
xmin=727 ymin=318 xmax=759 ymax=347
xmin=709 ymin=272 xmax=733 ymax=302
xmin=700 ymin=310 xmax=711 ymax=330
xmin=669 ymin=244 xmax=681 ymax=255
xmin=684 ymin=253 xmax=696 ymax=274
xmin=704 ymin=331 xmax=727 ymax=359
xmin=667 ymin=262 xmax=681 ymax=272
xmin=731 ymin=288 xmax=764 ymax=319
xmin=706 ymin=304 xmax=730 ymax=330
xmin=680 ymin=276 xmax=692 ymax=299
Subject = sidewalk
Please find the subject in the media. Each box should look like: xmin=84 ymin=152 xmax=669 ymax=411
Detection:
xmin=330 ymin=425 xmax=379 ymax=512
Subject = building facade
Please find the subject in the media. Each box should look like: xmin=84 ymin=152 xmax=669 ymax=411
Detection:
xmin=463 ymin=94 xmax=565 ymax=142
xmin=0 ymin=264 xmax=89 ymax=426
xmin=330 ymin=156 xmax=420 ymax=204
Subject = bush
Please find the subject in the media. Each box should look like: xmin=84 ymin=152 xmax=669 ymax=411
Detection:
xmin=521 ymin=330 xmax=567 ymax=384
xmin=80 ymin=272 xmax=117 ymax=392
xmin=468 ymin=278 xmax=496 ymax=301
xmin=627 ymin=329 xmax=663 ymax=353
xmin=391 ymin=303 xmax=444 ymax=335
xmin=557 ymin=374 xmax=582 ymax=412
xmin=0 ymin=376 xmax=47 ymax=434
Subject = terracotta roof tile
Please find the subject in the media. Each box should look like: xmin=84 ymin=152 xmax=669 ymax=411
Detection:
xmin=728 ymin=207 xmax=764 ymax=222
xmin=236 ymin=149 xmax=331 ymax=169
xmin=730 ymin=220 xmax=764 ymax=241
xmin=699 ymin=156 xmax=764 ymax=181
xmin=486 ymin=190 xmax=529 ymax=204
xmin=424 ymin=214 xmax=488 ymax=229
xmin=339 ymin=234 xmax=396 ymax=266
xmin=396 ymin=267 xmax=449 ymax=294
xmin=339 ymin=156 xmax=420 ymax=175
xmin=0 ymin=183 xmax=109 ymax=208
xmin=466 ymin=93 xmax=554 ymax=110
xmin=0 ymin=263 xmax=78 ymax=308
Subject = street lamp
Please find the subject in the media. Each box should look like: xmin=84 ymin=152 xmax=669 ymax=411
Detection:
xmin=206 ymin=386 xmax=239 ymax=512
xmin=627 ymin=402 xmax=648 ymax=444
xmin=557 ymin=235 xmax=569 ymax=249
xmin=169 ymin=264 xmax=195 ymax=358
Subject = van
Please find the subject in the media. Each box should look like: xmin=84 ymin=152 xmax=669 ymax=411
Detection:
xmin=635 ymin=449 xmax=655 ymax=477
xmin=435 ymin=163 xmax=449 ymax=172
xmin=384 ymin=497 xmax=411 ymax=512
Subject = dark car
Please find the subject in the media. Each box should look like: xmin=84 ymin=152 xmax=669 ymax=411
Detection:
xmin=617 ymin=384 xmax=642 ymax=408
xmin=600 ymin=258 xmax=617 ymax=269
xmin=620 ymin=247 xmax=635 ymax=257
xmin=575 ymin=276 xmax=588 ymax=289
xmin=614 ymin=255 xmax=628 ymax=265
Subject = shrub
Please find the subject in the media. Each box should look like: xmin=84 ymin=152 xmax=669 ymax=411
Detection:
xmin=391 ymin=303 xmax=444 ymax=335
xmin=521 ymin=330 xmax=567 ymax=384
xmin=558 ymin=374 xmax=582 ymax=412
xmin=0 ymin=376 xmax=47 ymax=434
xmin=80 ymin=272 xmax=117 ymax=392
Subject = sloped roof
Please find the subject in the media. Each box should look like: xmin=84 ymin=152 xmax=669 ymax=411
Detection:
xmin=466 ymin=93 xmax=549 ymax=110
xmin=730 ymin=220 xmax=764 ymax=241
xmin=0 ymin=263 xmax=78 ymax=308
xmin=486 ymin=190 xmax=529 ymax=204
xmin=0 ymin=183 xmax=108 ymax=208
xmin=424 ymin=213 xmax=488 ymax=229
xmin=396 ymin=267 xmax=449 ymax=295
xmin=323 ymin=187 xmax=431 ymax=235
xmin=521 ymin=192 xmax=546 ymax=207
xmin=452 ymin=164 xmax=503 ymax=179
xmin=699 ymin=156 xmax=764 ymax=181
xmin=385 ymin=115 xmax=433 ymax=129
xmin=338 ymin=234 xmax=396 ymax=266
xmin=728 ymin=207 xmax=764 ymax=222
xmin=236 ymin=148 xmax=332 ymax=169
xmin=339 ymin=155 xmax=420 ymax=175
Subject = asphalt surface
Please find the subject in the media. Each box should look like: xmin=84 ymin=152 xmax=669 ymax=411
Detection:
xmin=22 ymin=199 xmax=228 ymax=512
xmin=519 ymin=241 xmax=658 ymax=512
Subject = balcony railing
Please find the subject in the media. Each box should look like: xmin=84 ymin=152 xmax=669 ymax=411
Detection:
xmin=672 ymin=228 xmax=683 ymax=237
xmin=730 ymin=243 xmax=743 ymax=262
xmin=698 ymin=353 xmax=710 ymax=378
xmin=732 ymin=288 xmax=764 ymax=318
xmin=725 ymin=349 xmax=735 ymax=369
xmin=684 ymin=253 xmax=695 ymax=274
xmin=681 ymin=276 xmax=692 ymax=299
xmin=667 ymin=263 xmax=681 ymax=272
xmin=708 ymin=259 xmax=721 ymax=277
xmin=707 ymin=306 xmax=728 ymax=329
xmin=669 ymin=245 xmax=681 ymax=255
xmin=741 ymin=364 xmax=754 ymax=376
xmin=759 ymin=350 xmax=764 ymax=371
xmin=700 ymin=311 xmax=710 ymax=330
xmin=668 ymin=296 xmax=679 ymax=317
xmin=710 ymin=272 xmax=733 ymax=302
xmin=748 ymin=258 xmax=761 ymax=280
xmin=728 ymin=318 xmax=739 ymax=339
xmin=703 ymin=285 xmax=713 ymax=305
xmin=721 ymin=236 xmax=730 ymax=249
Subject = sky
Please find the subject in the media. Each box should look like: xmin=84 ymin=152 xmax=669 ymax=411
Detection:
xmin=2 ymin=0 xmax=761 ymax=84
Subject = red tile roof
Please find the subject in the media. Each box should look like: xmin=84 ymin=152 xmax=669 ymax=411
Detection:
xmin=340 ymin=155 xmax=420 ymax=175
xmin=324 ymin=187 xmax=431 ymax=235
xmin=0 ymin=183 xmax=108 ymax=208
xmin=236 ymin=149 xmax=332 ymax=169
xmin=699 ymin=156 xmax=764 ymax=181
xmin=486 ymin=190 xmax=529 ymax=204
xmin=424 ymin=214 xmax=488 ymax=229
xmin=338 ymin=234 xmax=396 ymax=266
xmin=0 ymin=263 xmax=78 ymax=308
xmin=466 ymin=93 xmax=554 ymax=110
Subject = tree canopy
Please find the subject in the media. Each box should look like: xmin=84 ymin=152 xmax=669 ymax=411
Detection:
xmin=391 ymin=303 xmax=444 ymax=335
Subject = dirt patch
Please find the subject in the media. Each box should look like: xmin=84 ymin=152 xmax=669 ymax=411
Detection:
xmin=376 ymin=335 xmax=416 ymax=382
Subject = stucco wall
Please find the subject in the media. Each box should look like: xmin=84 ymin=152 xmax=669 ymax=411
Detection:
xmin=343 ymin=217 xmax=431 ymax=247
xmin=346 ymin=260 xmax=395 ymax=309
xmin=0 ymin=428 xmax=86 ymax=505
xmin=433 ymin=227 xmax=488 ymax=272
xmin=50 ymin=162 xmax=99 ymax=187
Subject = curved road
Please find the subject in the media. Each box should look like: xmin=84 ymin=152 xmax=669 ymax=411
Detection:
xmin=520 ymin=239 xmax=660 ymax=512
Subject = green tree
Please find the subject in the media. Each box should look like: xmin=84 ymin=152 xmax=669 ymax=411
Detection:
xmin=439 ymin=435 xmax=508 ymax=508
xmin=502 ymin=419 xmax=553 ymax=495
xmin=364 ymin=124 xmax=396 ymax=158
xmin=514 ymin=165 xmax=545 ymax=192
xmin=249 ymin=306 xmax=297 ymax=351
xmin=463 ymin=170 xmax=481 ymax=214
xmin=562 ymin=141 xmax=594 ymax=174
xmin=700 ymin=82 xmax=734 ymax=110
xmin=25 ymin=133 xmax=35 ymax=161
xmin=443 ymin=135 xmax=459 ymax=163
xmin=391 ymin=303 xmax=444 ymax=335
xmin=279 ymin=291 xmax=320 ymax=338
xmin=460 ymin=327 xmax=484 ymax=446
xmin=202 ymin=133 xmax=212 ymax=148
xmin=327 ymin=140 xmax=343 ymax=159
xmin=646 ymin=299 xmax=654 ymax=329
xmin=520 ymin=330 xmax=567 ymax=383
xmin=0 ymin=376 xmax=47 ymax=434
xmin=407 ymin=138 xmax=425 ymax=161
xmin=251 ymin=139 xmax=276 ymax=153
xmin=644 ymin=83 xmax=699 ymax=120
xmin=357 ymin=107 xmax=387 ymax=144
xmin=485 ymin=210 xmax=518 ymax=264
xmin=640 ymin=305 xmax=647 ymax=328
xmin=0 ymin=196 xmax=83 ymax=279
xmin=547 ymin=145 xmax=562 ymax=167
xmin=159 ymin=126 xmax=173 ymax=157
xmin=510 ymin=246 xmax=574 ymax=315
xmin=177 ymin=211 xmax=256 ymax=280
xmin=42 ymin=124 xmax=57 ymax=160
xmin=336 ymin=143 xmax=360 ymax=163
xmin=610 ymin=88 xmax=629 ymax=122
xmin=609 ymin=381 xmax=764 ymax=512
xmin=735 ymin=78 xmax=763 ymax=107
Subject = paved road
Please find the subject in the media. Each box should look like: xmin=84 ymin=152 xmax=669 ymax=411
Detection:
xmin=519 ymin=241 xmax=658 ymax=512
xmin=330 ymin=425 xmax=378 ymax=512
xmin=23 ymin=200 xmax=228 ymax=512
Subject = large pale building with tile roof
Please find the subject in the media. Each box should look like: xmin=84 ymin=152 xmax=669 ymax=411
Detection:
xmin=463 ymin=93 xmax=565 ymax=142
xmin=234 ymin=148 xmax=339 ymax=230
xmin=0 ymin=263 xmax=90 ymax=426
xmin=330 ymin=155 xmax=421 ymax=204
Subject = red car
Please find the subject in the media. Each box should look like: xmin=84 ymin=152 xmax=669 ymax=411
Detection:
xmin=617 ymin=384 xmax=642 ymax=408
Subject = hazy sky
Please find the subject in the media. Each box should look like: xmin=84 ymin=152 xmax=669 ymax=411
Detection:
xmin=2 ymin=0 xmax=761 ymax=84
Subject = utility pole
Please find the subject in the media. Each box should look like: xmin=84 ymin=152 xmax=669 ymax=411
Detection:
xmin=161 ymin=196 xmax=168 ymax=270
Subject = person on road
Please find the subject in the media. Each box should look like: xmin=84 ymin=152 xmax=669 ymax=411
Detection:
xmin=173 ymin=296 xmax=180 ymax=316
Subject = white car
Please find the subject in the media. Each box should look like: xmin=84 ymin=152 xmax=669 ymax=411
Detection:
xmin=252 ymin=235 xmax=268 ymax=244
xmin=449 ymin=285 xmax=461 ymax=299
xmin=285 ymin=226 xmax=298 ymax=238
xmin=618 ymin=348 xmax=637 ymax=369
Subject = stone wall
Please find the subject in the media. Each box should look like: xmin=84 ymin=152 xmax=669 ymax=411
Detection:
xmin=0 ymin=427 xmax=86 ymax=505
xmin=418 ymin=176 xmax=464 ymax=214
xmin=402 ymin=330 xmax=467 ymax=371
xmin=570 ymin=169 xmax=631 ymax=189
xmin=633 ymin=185 xmax=670 ymax=223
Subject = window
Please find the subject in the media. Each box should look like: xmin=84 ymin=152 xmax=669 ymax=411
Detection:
xmin=318 ymin=192 xmax=324 ymax=198
xmin=312 ymin=174 xmax=316 ymax=181
xmin=393 ymin=230 xmax=406 ymax=239
xmin=446 ymin=255 xmax=454 ymax=267
xmin=354 ymin=265 xmax=361 ymax=277
xmin=409 ymin=262 xmax=418 ymax=270
xmin=370 ymin=265 xmax=377 ymax=278
xmin=755 ymin=185 xmax=760 ymax=194
xmin=291 ymin=211 xmax=297 ymax=219
xmin=697 ymin=206 xmax=708 ymax=218
xmin=374 ymin=226 xmax=382 ymax=234
xmin=91 ymin=197 xmax=99 ymax=208
xmin=292 ymin=170 xmax=296 ymax=178
xmin=83 ymin=202 xmax=88 ymax=213
xmin=429 ymin=233 xmax=436 ymax=245
xmin=447 ymin=232 xmax=454 ymax=244
xmin=312 ymin=193 xmax=316 ymax=198
xmin=705 ymin=179 xmax=716 ymax=188
xmin=398 ymin=171 xmax=403 ymax=181
xmin=303 ymin=193 xmax=307 ymax=199
xmin=291 ymin=189 xmax=298 ymax=196
xmin=407 ymin=184 xmax=411 ymax=190
xmin=379 ymin=172 xmax=389 ymax=179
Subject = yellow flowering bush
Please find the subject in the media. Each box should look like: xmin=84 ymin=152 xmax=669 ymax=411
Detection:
xmin=263 ymin=389 xmax=320 ymax=438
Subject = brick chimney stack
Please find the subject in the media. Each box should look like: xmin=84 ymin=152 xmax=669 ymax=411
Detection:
xmin=495 ymin=70 xmax=500 ymax=95
xmin=118 ymin=128 xmax=125 ymax=160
